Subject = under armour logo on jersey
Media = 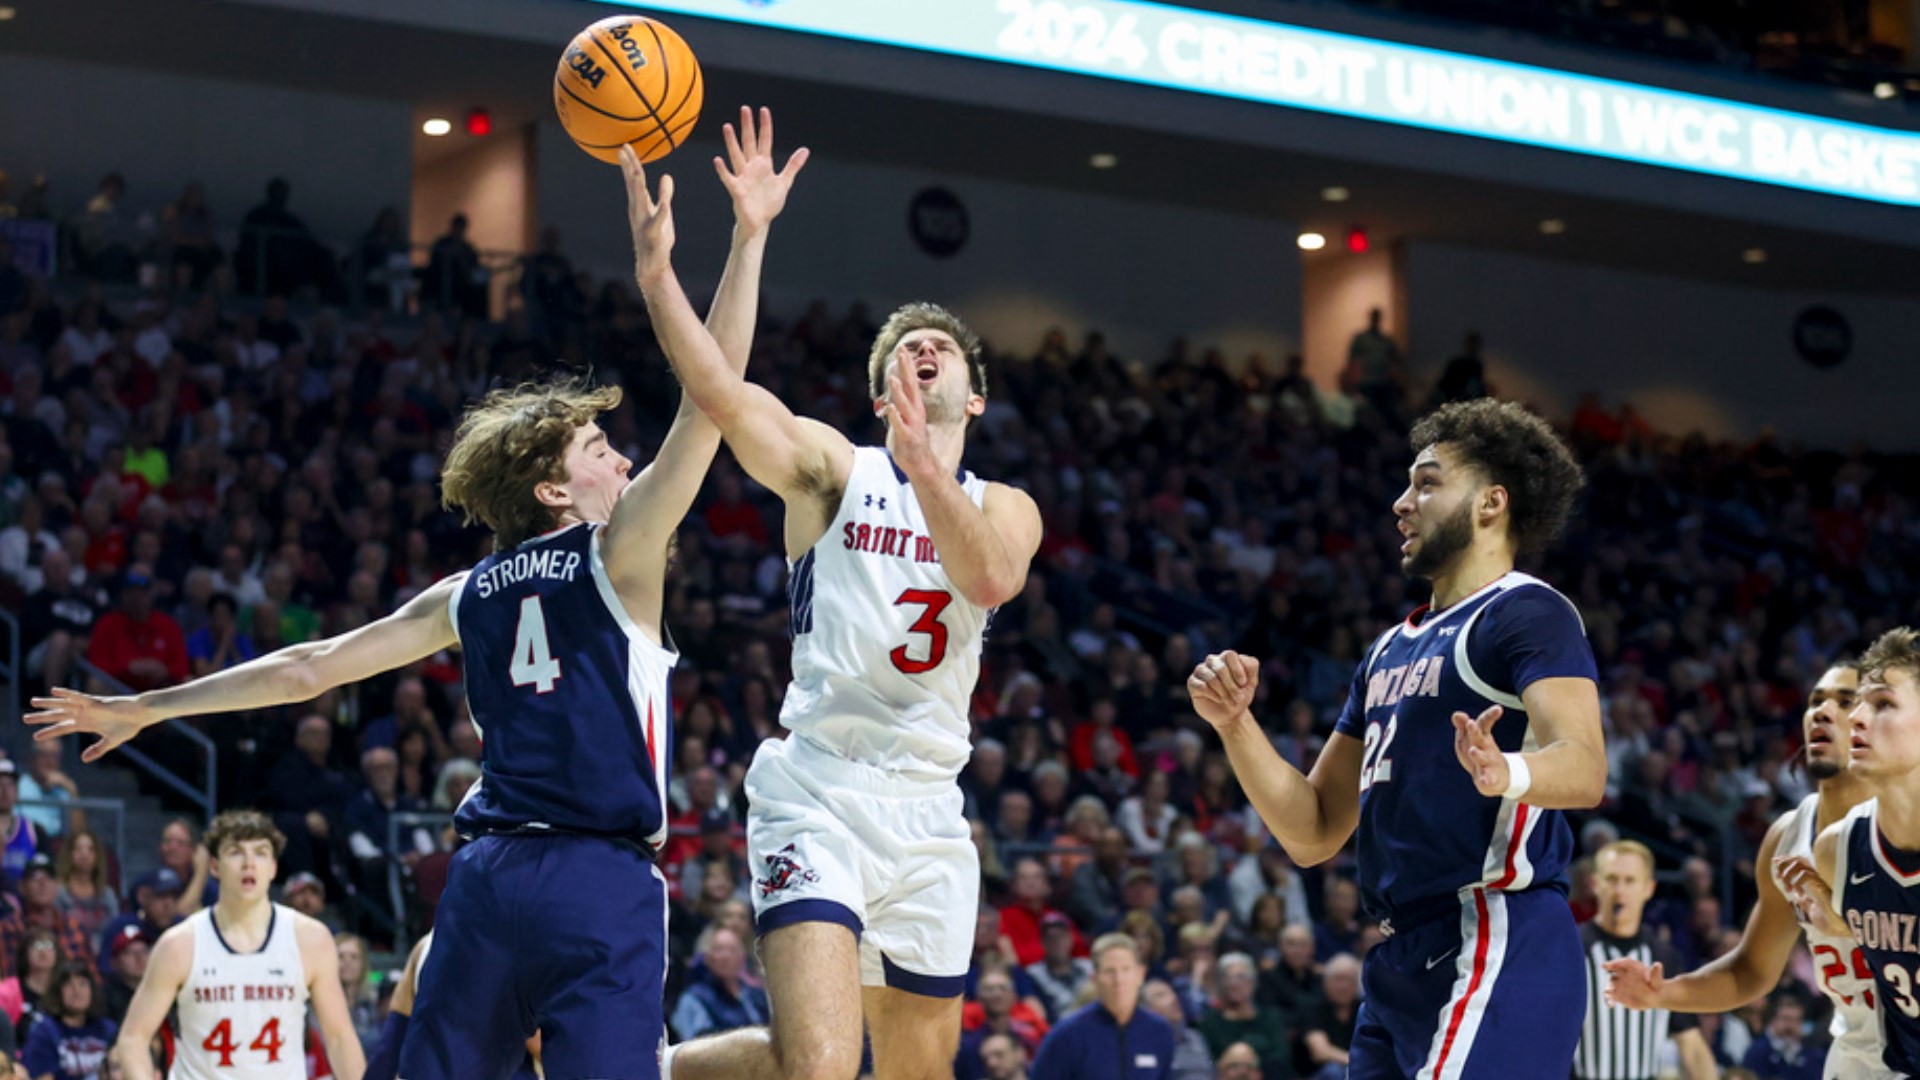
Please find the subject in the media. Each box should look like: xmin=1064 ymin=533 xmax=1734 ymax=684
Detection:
xmin=267 ymin=967 xmax=286 ymax=977
xmin=756 ymin=843 xmax=820 ymax=899
xmin=865 ymin=494 xmax=887 ymax=510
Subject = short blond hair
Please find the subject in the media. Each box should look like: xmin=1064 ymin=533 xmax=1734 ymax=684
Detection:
xmin=1596 ymin=838 xmax=1656 ymax=875
xmin=441 ymin=376 xmax=622 ymax=550
xmin=866 ymin=302 xmax=985 ymax=400
xmin=1090 ymin=932 xmax=1140 ymax=966
xmin=1862 ymin=628 xmax=1920 ymax=686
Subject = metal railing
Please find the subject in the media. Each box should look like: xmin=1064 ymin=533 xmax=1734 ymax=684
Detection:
xmin=71 ymin=659 xmax=216 ymax=824
xmin=0 ymin=608 xmax=20 ymax=740
xmin=15 ymin=796 xmax=128 ymax=885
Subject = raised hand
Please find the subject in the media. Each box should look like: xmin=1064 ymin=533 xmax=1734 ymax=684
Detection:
xmin=26 ymin=687 xmax=159 ymax=764
xmin=1452 ymin=705 xmax=1509 ymax=796
xmin=1188 ymin=652 xmax=1261 ymax=731
xmin=881 ymin=368 xmax=935 ymax=479
xmin=714 ymin=105 xmax=810 ymax=235
xmin=1775 ymin=854 xmax=1848 ymax=937
xmin=1600 ymin=957 xmax=1664 ymax=1009
xmin=619 ymin=144 xmax=676 ymax=287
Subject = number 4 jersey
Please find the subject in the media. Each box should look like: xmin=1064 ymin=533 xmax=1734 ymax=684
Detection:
xmin=1334 ymin=572 xmax=1598 ymax=925
xmin=781 ymin=447 xmax=991 ymax=782
xmin=173 ymin=904 xmax=307 ymax=1080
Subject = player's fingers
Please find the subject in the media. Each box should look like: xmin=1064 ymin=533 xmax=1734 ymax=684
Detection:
xmin=1222 ymin=653 xmax=1247 ymax=691
xmin=81 ymin=737 xmax=114 ymax=764
xmin=1476 ymin=704 xmax=1503 ymax=733
xmin=758 ymin=105 xmax=774 ymax=156
xmin=1649 ymin=962 xmax=1663 ymax=981
xmin=722 ymin=121 xmax=744 ymax=168
xmin=655 ymin=174 xmax=675 ymax=214
xmin=782 ymin=147 xmax=812 ymax=179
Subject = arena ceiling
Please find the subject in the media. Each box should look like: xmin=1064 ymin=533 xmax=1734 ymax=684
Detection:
xmin=6 ymin=0 xmax=1919 ymax=295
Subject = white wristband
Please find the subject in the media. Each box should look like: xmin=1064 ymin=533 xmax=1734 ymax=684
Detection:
xmin=1502 ymin=752 xmax=1532 ymax=801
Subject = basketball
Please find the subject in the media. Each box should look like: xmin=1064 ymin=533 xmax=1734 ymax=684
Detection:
xmin=553 ymin=15 xmax=704 ymax=165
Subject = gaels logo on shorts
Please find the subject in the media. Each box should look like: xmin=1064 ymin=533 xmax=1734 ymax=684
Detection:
xmin=757 ymin=843 xmax=819 ymax=899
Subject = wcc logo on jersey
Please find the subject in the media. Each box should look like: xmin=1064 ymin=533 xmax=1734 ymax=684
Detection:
xmin=757 ymin=843 xmax=819 ymax=899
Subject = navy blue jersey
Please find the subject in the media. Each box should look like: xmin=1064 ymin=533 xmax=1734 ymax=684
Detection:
xmin=1334 ymin=572 xmax=1597 ymax=924
xmin=450 ymin=523 xmax=677 ymax=847
xmin=1834 ymin=799 xmax=1920 ymax=1076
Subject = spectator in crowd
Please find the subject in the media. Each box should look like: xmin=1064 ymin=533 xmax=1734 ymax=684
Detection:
xmin=92 ymin=868 xmax=182 ymax=979
xmin=1258 ymin=924 xmax=1319 ymax=1016
xmin=97 ymin=926 xmax=145 ymax=1027
xmin=678 ymin=811 xmax=748 ymax=907
xmin=1227 ymin=844 xmax=1310 ymax=932
xmin=1140 ymin=978 xmax=1212 ymax=1080
xmin=343 ymin=746 xmax=432 ymax=891
xmin=0 ymin=928 xmax=60 ymax=1042
xmin=1116 ymin=771 xmax=1178 ymax=855
xmin=52 ymin=831 xmax=115 ymax=943
xmin=976 ymin=1031 xmax=1032 ymax=1080
xmin=962 ymin=966 xmax=1051 ymax=1059
xmin=1300 ymin=953 xmax=1360 ymax=1079
xmin=84 ymin=567 xmax=187 ymax=691
xmin=0 ymin=761 xmax=52 ymax=884
xmin=186 ymin=592 xmax=255 ymax=677
xmin=235 ymin=177 xmax=334 ymax=298
xmin=70 ymin=174 xmax=134 ymax=284
xmin=1740 ymin=996 xmax=1822 ymax=1080
xmin=262 ymin=714 xmax=349 ymax=882
xmin=1025 ymin=913 xmax=1092 ymax=1022
xmin=0 ymin=855 xmax=94 ymax=974
xmin=1344 ymin=307 xmax=1402 ymax=420
xmin=20 ymin=961 xmax=113 ymax=1080
xmin=19 ymin=548 xmax=96 ymax=696
xmin=1002 ymin=859 xmax=1086 ymax=967
xmin=16 ymin=744 xmax=79 ymax=839
xmin=1311 ymin=878 xmax=1362 ymax=961
xmin=422 ymin=213 xmax=485 ymax=320
xmin=285 ymin=872 xmax=342 ymax=934
xmin=156 ymin=819 xmax=212 ymax=915
xmin=333 ymin=931 xmax=381 ymax=1051
xmin=1199 ymin=953 xmax=1292 ymax=1079
xmin=669 ymin=927 xmax=768 ymax=1043
xmin=1216 ymin=1042 xmax=1262 ymax=1080
xmin=1031 ymin=934 xmax=1172 ymax=1080
xmin=1067 ymin=827 xmax=1131 ymax=931
xmin=161 ymin=182 xmax=221 ymax=292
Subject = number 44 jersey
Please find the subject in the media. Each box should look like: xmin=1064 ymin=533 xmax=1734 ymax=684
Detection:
xmin=173 ymin=905 xmax=308 ymax=1080
xmin=781 ymin=447 xmax=992 ymax=783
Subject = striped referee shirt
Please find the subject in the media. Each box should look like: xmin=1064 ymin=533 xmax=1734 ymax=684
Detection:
xmin=1574 ymin=921 xmax=1699 ymax=1080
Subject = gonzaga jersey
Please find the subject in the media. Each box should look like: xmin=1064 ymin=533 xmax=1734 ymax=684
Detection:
xmin=451 ymin=522 xmax=678 ymax=848
xmin=1334 ymin=572 xmax=1597 ymax=924
xmin=173 ymin=905 xmax=308 ymax=1080
xmin=781 ymin=447 xmax=991 ymax=781
xmin=1835 ymin=799 xmax=1920 ymax=1077
xmin=1775 ymin=793 xmax=1886 ymax=1071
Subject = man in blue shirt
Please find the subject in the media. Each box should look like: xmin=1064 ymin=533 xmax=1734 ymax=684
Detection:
xmin=1032 ymin=934 xmax=1173 ymax=1080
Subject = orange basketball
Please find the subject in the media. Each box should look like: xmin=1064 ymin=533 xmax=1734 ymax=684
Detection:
xmin=553 ymin=15 xmax=704 ymax=164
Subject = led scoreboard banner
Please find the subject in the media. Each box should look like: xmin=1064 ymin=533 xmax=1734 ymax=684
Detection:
xmin=585 ymin=0 xmax=1920 ymax=206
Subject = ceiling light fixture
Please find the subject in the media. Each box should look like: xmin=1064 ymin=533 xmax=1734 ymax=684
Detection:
xmin=422 ymin=118 xmax=452 ymax=137
xmin=1297 ymin=232 xmax=1327 ymax=251
xmin=1089 ymin=153 xmax=1118 ymax=169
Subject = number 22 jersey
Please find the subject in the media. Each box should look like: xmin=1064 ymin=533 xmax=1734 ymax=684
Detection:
xmin=1334 ymin=572 xmax=1598 ymax=925
xmin=780 ymin=447 xmax=991 ymax=783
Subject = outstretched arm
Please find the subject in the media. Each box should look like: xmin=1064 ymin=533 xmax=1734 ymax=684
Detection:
xmin=29 ymin=573 xmax=464 ymax=762
xmin=1189 ymin=652 xmax=1361 ymax=866
xmin=881 ymin=367 xmax=1040 ymax=608
xmin=629 ymin=129 xmax=850 ymax=509
xmin=1606 ymin=817 xmax=1801 ymax=1012
xmin=602 ymin=107 xmax=807 ymax=620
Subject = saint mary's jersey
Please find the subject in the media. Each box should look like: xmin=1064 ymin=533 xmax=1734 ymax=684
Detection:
xmin=1835 ymin=799 xmax=1920 ymax=1077
xmin=781 ymin=447 xmax=991 ymax=782
xmin=1335 ymin=571 xmax=1597 ymax=925
xmin=451 ymin=522 xmax=678 ymax=849
xmin=172 ymin=905 xmax=308 ymax=1080
xmin=1773 ymin=793 xmax=1887 ymax=1074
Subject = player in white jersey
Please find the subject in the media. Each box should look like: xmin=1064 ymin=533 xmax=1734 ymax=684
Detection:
xmin=623 ymin=122 xmax=1044 ymax=1080
xmin=1605 ymin=660 xmax=1894 ymax=1079
xmin=112 ymin=810 xmax=362 ymax=1080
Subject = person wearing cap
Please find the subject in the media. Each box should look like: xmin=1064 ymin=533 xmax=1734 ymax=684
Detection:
xmin=1024 ymin=913 xmax=1091 ymax=1023
xmin=84 ymin=565 xmax=187 ymax=692
xmin=90 ymin=869 xmax=183 ymax=980
xmin=99 ymin=925 xmax=148 ymax=1026
xmin=677 ymin=810 xmax=747 ymax=907
xmin=0 ymin=854 xmax=93 ymax=978
xmin=282 ymin=872 xmax=341 ymax=934
xmin=0 ymin=760 xmax=52 ymax=886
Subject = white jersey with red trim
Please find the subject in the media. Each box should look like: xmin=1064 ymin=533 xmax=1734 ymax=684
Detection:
xmin=780 ymin=446 xmax=991 ymax=782
xmin=172 ymin=905 xmax=309 ymax=1080
xmin=1772 ymin=793 xmax=1893 ymax=1078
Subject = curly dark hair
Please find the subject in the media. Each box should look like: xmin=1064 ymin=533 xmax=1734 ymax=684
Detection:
xmin=1409 ymin=399 xmax=1583 ymax=555
xmin=203 ymin=808 xmax=287 ymax=859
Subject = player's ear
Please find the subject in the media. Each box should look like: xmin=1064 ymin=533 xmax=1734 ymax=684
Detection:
xmin=1477 ymin=484 xmax=1508 ymax=525
xmin=966 ymin=392 xmax=986 ymax=418
xmin=533 ymin=478 xmax=571 ymax=511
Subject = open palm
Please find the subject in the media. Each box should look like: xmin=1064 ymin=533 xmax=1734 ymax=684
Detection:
xmin=715 ymin=105 xmax=810 ymax=233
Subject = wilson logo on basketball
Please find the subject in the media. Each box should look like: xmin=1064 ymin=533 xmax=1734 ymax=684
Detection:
xmin=608 ymin=25 xmax=650 ymax=71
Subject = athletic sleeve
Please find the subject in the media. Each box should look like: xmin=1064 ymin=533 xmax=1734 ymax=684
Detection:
xmin=1466 ymin=585 xmax=1598 ymax=696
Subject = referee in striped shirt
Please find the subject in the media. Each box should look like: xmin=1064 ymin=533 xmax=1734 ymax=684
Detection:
xmin=1574 ymin=840 xmax=1718 ymax=1080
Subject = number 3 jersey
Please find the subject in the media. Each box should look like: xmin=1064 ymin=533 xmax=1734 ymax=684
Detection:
xmin=172 ymin=904 xmax=307 ymax=1080
xmin=1334 ymin=572 xmax=1598 ymax=924
xmin=781 ymin=447 xmax=992 ymax=783
xmin=1835 ymin=798 xmax=1920 ymax=1077
xmin=451 ymin=522 xmax=678 ymax=849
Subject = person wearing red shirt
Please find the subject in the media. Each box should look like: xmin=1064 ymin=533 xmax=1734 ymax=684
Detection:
xmin=85 ymin=567 xmax=187 ymax=690
xmin=1068 ymin=698 xmax=1139 ymax=778
xmin=961 ymin=966 xmax=1050 ymax=1055
xmin=998 ymin=858 xmax=1086 ymax=967
xmin=703 ymin=471 xmax=769 ymax=548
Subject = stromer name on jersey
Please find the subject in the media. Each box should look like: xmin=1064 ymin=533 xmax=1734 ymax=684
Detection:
xmin=471 ymin=549 xmax=584 ymax=598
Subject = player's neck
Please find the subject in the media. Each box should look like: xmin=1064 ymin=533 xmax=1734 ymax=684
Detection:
xmin=925 ymin=422 xmax=968 ymax=476
xmin=1426 ymin=545 xmax=1513 ymax=611
xmin=1815 ymin=772 xmax=1873 ymax=832
xmin=1595 ymin=912 xmax=1641 ymax=940
xmin=212 ymin=894 xmax=273 ymax=940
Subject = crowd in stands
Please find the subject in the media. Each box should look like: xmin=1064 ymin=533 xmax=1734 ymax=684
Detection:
xmin=3 ymin=167 xmax=1919 ymax=1078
